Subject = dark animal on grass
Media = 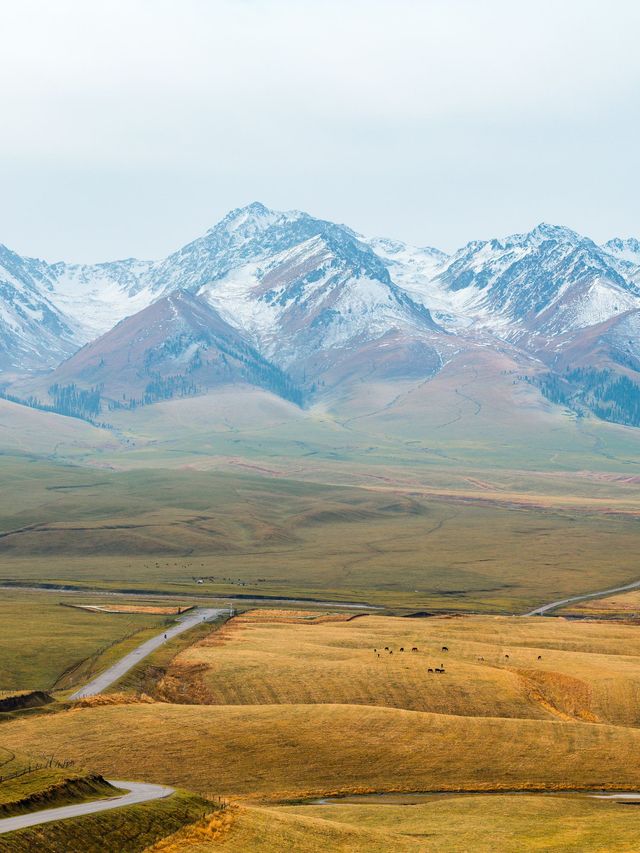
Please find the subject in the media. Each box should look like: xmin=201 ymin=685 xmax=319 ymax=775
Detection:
xmin=537 ymin=655 xmax=542 ymax=660
xmin=442 ymin=646 xmax=448 ymax=652
xmin=428 ymin=668 xmax=434 ymax=673
xmin=411 ymin=647 xmax=418 ymax=652
xmin=384 ymin=647 xmax=389 ymax=651
xmin=505 ymin=654 xmax=509 ymax=660
xmin=400 ymin=647 xmax=404 ymax=652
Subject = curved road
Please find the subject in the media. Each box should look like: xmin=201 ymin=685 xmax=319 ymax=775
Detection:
xmin=523 ymin=578 xmax=640 ymax=617
xmin=0 ymin=780 xmax=174 ymax=835
xmin=70 ymin=607 xmax=227 ymax=699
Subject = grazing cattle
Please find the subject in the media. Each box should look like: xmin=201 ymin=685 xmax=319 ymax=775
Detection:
xmin=477 ymin=656 xmax=485 ymax=662
xmin=428 ymin=668 xmax=434 ymax=673
xmin=435 ymin=667 xmax=445 ymax=673
xmin=411 ymin=647 xmax=418 ymax=653
xmin=389 ymin=650 xmax=393 ymax=655
xmin=505 ymin=654 xmax=509 ymax=660
xmin=384 ymin=647 xmax=389 ymax=651
xmin=442 ymin=646 xmax=448 ymax=652
xmin=377 ymin=653 xmax=380 ymax=658
xmin=400 ymin=647 xmax=404 ymax=652
xmin=537 ymin=655 xmax=542 ymax=660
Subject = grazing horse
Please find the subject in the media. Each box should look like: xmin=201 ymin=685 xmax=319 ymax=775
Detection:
xmin=411 ymin=647 xmax=418 ymax=652
xmin=442 ymin=646 xmax=448 ymax=652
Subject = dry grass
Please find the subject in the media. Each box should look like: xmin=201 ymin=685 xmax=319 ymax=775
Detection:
xmin=144 ymin=797 xmax=640 ymax=852
xmin=143 ymin=806 xmax=236 ymax=851
xmin=234 ymin=609 xmax=355 ymax=624
xmin=148 ymin=612 xmax=640 ymax=726
xmin=162 ymin=804 xmax=404 ymax=852
xmin=5 ymin=702 xmax=640 ymax=800
xmin=69 ymin=604 xmax=192 ymax=616
xmin=559 ymin=588 xmax=640 ymax=618
xmin=72 ymin=692 xmax=156 ymax=709
xmin=268 ymin=796 xmax=640 ymax=853
xmin=0 ymin=790 xmax=209 ymax=853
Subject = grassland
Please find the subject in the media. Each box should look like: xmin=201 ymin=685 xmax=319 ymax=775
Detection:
xmin=1 ymin=452 xmax=640 ymax=613
xmin=0 ymin=790 xmax=211 ymax=853
xmin=0 ymin=746 xmax=117 ymax=819
xmin=6 ymin=701 xmax=640 ymax=800
xmin=260 ymin=796 xmax=640 ymax=853
xmin=558 ymin=588 xmax=640 ymax=618
xmin=144 ymin=611 xmax=640 ymax=726
xmin=142 ymin=796 xmax=640 ymax=852
xmin=0 ymin=589 xmax=167 ymax=691
xmin=3 ymin=366 xmax=640 ymax=848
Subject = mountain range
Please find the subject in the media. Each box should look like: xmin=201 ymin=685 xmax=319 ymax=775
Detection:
xmin=2 ymin=202 xmax=640 ymax=427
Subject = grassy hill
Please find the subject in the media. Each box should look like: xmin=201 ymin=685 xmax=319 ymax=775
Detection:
xmin=148 ymin=611 xmax=640 ymax=726
xmin=5 ymin=700 xmax=640 ymax=800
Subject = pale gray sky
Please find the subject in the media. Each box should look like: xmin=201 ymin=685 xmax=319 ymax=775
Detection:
xmin=1 ymin=0 xmax=639 ymax=262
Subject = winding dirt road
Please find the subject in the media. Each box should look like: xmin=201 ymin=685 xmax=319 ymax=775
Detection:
xmin=0 ymin=780 xmax=174 ymax=835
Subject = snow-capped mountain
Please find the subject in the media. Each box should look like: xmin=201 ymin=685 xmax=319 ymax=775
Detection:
xmin=425 ymin=224 xmax=640 ymax=340
xmin=150 ymin=203 xmax=443 ymax=378
xmin=38 ymin=290 xmax=301 ymax=406
xmin=603 ymin=237 xmax=640 ymax=267
xmin=0 ymin=245 xmax=79 ymax=371
xmin=2 ymin=204 xmax=640 ymax=424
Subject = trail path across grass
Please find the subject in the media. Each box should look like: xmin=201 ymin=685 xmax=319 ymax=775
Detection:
xmin=523 ymin=579 xmax=640 ymax=617
xmin=0 ymin=780 xmax=174 ymax=835
xmin=70 ymin=607 xmax=227 ymax=699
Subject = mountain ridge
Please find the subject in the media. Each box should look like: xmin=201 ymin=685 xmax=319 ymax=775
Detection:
xmin=2 ymin=204 xmax=640 ymax=428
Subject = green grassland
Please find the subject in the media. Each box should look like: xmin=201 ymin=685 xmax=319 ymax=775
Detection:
xmin=0 ymin=589 xmax=167 ymax=692
xmin=0 ymin=453 xmax=639 ymax=614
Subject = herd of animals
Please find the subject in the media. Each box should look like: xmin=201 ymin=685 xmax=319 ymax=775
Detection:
xmin=372 ymin=644 xmax=544 ymax=674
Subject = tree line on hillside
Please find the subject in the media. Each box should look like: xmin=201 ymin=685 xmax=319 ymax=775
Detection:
xmin=0 ymin=383 xmax=102 ymax=422
xmin=531 ymin=367 xmax=640 ymax=427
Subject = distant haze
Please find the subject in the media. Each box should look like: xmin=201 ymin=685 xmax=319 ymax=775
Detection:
xmin=1 ymin=0 xmax=639 ymax=262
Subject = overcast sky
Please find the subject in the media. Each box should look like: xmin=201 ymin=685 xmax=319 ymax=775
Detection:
xmin=1 ymin=0 xmax=639 ymax=262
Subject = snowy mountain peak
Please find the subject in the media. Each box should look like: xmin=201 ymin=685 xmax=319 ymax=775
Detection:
xmin=526 ymin=222 xmax=586 ymax=245
xmin=603 ymin=237 xmax=640 ymax=266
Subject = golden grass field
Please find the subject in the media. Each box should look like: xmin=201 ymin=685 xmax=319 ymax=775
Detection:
xmin=5 ymin=611 xmax=640 ymax=849
xmin=68 ymin=604 xmax=193 ymax=616
xmin=150 ymin=611 xmax=640 ymax=726
xmin=7 ymin=701 xmax=640 ymax=801
xmin=146 ymin=796 xmax=640 ymax=853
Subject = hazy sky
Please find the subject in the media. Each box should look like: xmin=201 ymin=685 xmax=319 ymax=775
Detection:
xmin=1 ymin=0 xmax=639 ymax=262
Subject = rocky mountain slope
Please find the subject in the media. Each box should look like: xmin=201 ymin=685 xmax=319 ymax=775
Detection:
xmin=2 ymin=204 xmax=640 ymax=426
